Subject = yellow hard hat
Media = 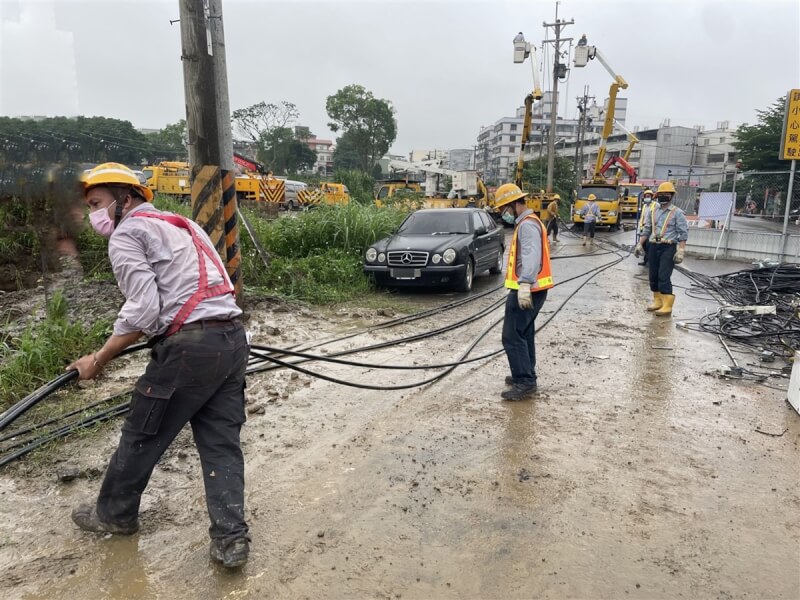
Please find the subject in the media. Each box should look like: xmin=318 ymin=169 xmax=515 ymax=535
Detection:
xmin=552 ymin=194 xmax=560 ymax=200
xmin=656 ymin=181 xmax=676 ymax=195
xmin=643 ymin=189 xmax=653 ymax=196
xmin=82 ymin=162 xmax=154 ymax=202
xmin=494 ymin=183 xmax=526 ymax=208
xmin=587 ymin=193 xmax=597 ymax=201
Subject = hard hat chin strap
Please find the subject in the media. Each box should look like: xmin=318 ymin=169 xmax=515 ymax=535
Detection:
xmin=114 ymin=201 xmax=125 ymax=227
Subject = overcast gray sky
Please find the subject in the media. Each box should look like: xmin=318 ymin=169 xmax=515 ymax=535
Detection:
xmin=1 ymin=0 xmax=798 ymax=156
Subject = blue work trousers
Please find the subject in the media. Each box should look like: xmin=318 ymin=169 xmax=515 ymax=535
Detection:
xmin=502 ymin=289 xmax=548 ymax=387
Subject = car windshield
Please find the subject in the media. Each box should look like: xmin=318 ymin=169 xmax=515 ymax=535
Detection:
xmin=580 ymin=187 xmax=618 ymax=201
xmin=398 ymin=212 xmax=470 ymax=235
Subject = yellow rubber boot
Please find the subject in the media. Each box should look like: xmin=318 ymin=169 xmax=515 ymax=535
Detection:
xmin=646 ymin=292 xmax=663 ymax=312
xmin=655 ymin=294 xmax=675 ymax=316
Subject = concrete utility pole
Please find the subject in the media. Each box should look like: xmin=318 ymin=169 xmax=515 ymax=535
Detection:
xmin=179 ymin=0 xmax=242 ymax=305
xmin=542 ymin=3 xmax=574 ymax=193
xmin=686 ymin=138 xmax=697 ymax=190
xmin=574 ymin=85 xmax=591 ymax=194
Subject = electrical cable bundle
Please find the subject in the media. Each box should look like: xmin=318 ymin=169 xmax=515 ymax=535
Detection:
xmin=675 ymin=264 xmax=800 ymax=361
xmin=0 ymin=245 xmax=627 ymax=468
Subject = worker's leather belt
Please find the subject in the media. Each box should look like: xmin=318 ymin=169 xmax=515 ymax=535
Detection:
xmin=654 ymin=239 xmax=675 ymax=245
xmin=179 ymin=318 xmax=240 ymax=332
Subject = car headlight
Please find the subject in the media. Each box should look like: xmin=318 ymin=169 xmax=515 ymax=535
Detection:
xmin=366 ymin=248 xmax=377 ymax=262
xmin=432 ymin=253 xmax=442 ymax=264
xmin=378 ymin=253 xmax=386 ymax=263
xmin=443 ymin=248 xmax=456 ymax=264
xmin=608 ymin=211 xmax=616 ymax=216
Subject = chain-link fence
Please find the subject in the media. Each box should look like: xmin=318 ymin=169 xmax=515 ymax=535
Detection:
xmin=730 ymin=170 xmax=799 ymax=225
xmin=682 ymin=168 xmax=800 ymax=263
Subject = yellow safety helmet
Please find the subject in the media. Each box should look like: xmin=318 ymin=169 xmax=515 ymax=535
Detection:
xmin=494 ymin=183 xmax=526 ymax=208
xmin=82 ymin=162 xmax=154 ymax=202
xmin=656 ymin=181 xmax=676 ymax=195
xmin=643 ymin=189 xmax=653 ymax=196
xmin=587 ymin=193 xmax=597 ymax=201
xmin=552 ymin=194 xmax=560 ymax=200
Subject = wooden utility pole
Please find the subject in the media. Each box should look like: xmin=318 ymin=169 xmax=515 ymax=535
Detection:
xmin=179 ymin=0 xmax=242 ymax=305
xmin=542 ymin=3 xmax=573 ymax=193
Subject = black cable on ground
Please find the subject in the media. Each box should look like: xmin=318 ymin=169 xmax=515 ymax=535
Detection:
xmin=0 ymin=371 xmax=78 ymax=432
xmin=247 ymin=252 xmax=626 ymax=388
xmin=0 ymin=403 xmax=130 ymax=468
xmin=0 ymin=239 xmax=627 ymax=465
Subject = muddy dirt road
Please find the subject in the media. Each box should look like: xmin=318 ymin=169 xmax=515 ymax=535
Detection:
xmin=1 ymin=231 xmax=798 ymax=599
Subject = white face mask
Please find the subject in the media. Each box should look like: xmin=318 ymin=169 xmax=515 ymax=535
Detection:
xmin=89 ymin=201 xmax=116 ymax=238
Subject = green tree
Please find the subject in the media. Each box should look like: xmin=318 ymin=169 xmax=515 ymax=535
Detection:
xmin=332 ymin=129 xmax=363 ymax=171
xmin=521 ymin=156 xmax=575 ymax=202
xmin=734 ymin=97 xmax=787 ymax=172
xmin=258 ymin=127 xmax=317 ymax=174
xmin=144 ymin=120 xmax=186 ymax=162
xmin=0 ymin=116 xmax=151 ymax=165
xmin=231 ymin=101 xmax=299 ymax=146
xmin=326 ymin=84 xmax=396 ymax=172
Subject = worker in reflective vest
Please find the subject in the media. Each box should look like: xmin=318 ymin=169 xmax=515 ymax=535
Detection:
xmin=637 ymin=189 xmax=655 ymax=266
xmin=494 ymin=183 xmax=554 ymax=401
xmin=67 ymin=163 xmax=250 ymax=569
xmin=635 ymin=181 xmax=689 ymax=317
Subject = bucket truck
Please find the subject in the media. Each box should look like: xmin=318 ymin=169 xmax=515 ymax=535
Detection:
xmin=379 ymin=159 xmax=488 ymax=209
xmin=507 ymin=33 xmax=559 ymax=219
xmin=571 ymin=37 xmax=630 ymax=229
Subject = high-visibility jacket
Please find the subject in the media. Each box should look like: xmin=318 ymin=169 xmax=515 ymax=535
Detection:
xmin=504 ymin=213 xmax=554 ymax=291
xmin=638 ymin=201 xmax=656 ymax=231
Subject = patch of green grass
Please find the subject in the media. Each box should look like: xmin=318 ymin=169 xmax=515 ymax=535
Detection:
xmin=0 ymin=291 xmax=112 ymax=410
xmin=239 ymin=203 xmax=409 ymax=303
xmin=78 ymin=196 xmax=412 ymax=305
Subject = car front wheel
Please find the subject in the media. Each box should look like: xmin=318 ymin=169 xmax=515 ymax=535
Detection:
xmin=455 ymin=258 xmax=474 ymax=292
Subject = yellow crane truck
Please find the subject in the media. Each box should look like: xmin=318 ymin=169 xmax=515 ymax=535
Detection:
xmin=570 ymin=37 xmax=632 ymax=230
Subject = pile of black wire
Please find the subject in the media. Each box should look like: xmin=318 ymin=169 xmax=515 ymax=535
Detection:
xmin=676 ymin=264 xmax=800 ymax=359
xmin=0 ymin=244 xmax=629 ymax=469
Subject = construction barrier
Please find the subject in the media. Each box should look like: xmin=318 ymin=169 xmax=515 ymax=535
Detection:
xmin=260 ymin=178 xmax=285 ymax=204
xmin=297 ymin=188 xmax=325 ymax=207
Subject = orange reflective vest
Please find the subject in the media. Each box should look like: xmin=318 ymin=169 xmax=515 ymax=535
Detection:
xmin=504 ymin=213 xmax=554 ymax=291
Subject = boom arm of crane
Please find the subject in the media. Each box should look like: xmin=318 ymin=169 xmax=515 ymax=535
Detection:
xmin=599 ymin=156 xmax=637 ymax=183
xmin=388 ymin=159 xmax=456 ymax=178
xmin=573 ymin=41 xmax=630 ymax=183
xmin=512 ymin=36 xmax=544 ymax=188
xmin=388 ymin=159 xmax=484 ymax=199
xmin=609 ymin=119 xmax=640 ymax=184
xmin=233 ymin=152 xmax=267 ymax=175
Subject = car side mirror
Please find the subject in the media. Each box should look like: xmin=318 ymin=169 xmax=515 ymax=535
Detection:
xmin=475 ymin=226 xmax=488 ymax=236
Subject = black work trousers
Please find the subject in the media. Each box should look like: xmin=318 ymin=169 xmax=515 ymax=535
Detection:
xmin=648 ymin=243 xmax=676 ymax=295
xmin=583 ymin=220 xmax=596 ymax=238
xmin=502 ymin=289 xmax=548 ymax=388
xmin=547 ymin=218 xmax=559 ymax=240
xmin=96 ymin=321 xmax=249 ymax=545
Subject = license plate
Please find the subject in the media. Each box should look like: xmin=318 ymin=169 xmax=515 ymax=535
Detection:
xmin=390 ymin=268 xmax=420 ymax=279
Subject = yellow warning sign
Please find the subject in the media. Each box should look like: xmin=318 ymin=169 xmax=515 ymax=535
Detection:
xmin=780 ymin=89 xmax=800 ymax=160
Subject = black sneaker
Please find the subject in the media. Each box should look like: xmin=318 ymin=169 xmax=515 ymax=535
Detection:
xmin=71 ymin=503 xmax=139 ymax=535
xmin=210 ymin=537 xmax=250 ymax=568
xmin=501 ymin=384 xmax=537 ymax=401
xmin=505 ymin=376 xmax=514 ymax=386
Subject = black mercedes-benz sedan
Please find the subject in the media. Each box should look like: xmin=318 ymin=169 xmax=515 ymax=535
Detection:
xmin=363 ymin=208 xmax=504 ymax=292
